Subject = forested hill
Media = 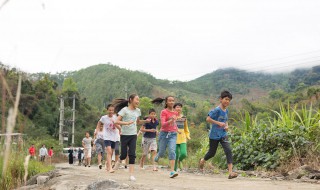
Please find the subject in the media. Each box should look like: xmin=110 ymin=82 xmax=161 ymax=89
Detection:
xmin=42 ymin=64 xmax=320 ymax=109
xmin=187 ymin=66 xmax=320 ymax=96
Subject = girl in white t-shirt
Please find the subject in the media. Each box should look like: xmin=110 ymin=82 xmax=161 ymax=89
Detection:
xmin=97 ymin=104 xmax=121 ymax=173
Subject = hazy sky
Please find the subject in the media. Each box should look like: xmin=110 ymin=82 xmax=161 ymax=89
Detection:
xmin=1 ymin=0 xmax=320 ymax=81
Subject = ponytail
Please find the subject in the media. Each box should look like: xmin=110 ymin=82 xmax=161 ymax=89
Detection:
xmin=112 ymin=94 xmax=138 ymax=113
xmin=151 ymin=96 xmax=174 ymax=108
xmin=151 ymin=97 xmax=165 ymax=105
xmin=112 ymin=99 xmax=129 ymax=113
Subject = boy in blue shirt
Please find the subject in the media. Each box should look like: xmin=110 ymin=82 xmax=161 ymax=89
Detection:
xmin=199 ymin=90 xmax=238 ymax=179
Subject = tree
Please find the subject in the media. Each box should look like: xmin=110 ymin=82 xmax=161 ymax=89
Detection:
xmin=139 ymin=97 xmax=153 ymax=118
xmin=62 ymin=78 xmax=78 ymax=93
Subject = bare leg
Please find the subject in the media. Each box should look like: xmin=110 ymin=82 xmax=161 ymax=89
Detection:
xmin=88 ymin=157 xmax=91 ymax=166
xmin=140 ymin=155 xmax=146 ymax=168
xmin=98 ymin=153 xmax=102 ymax=166
xmin=125 ymin=156 xmax=129 ymax=168
xmin=152 ymin=151 xmax=157 ymax=171
xmin=115 ymin=155 xmax=119 ymax=163
xmin=107 ymin=146 xmax=115 ymax=173
xmin=129 ymin=164 xmax=134 ymax=176
xmin=170 ymin=160 xmax=175 ymax=172
xmin=228 ymin=163 xmax=232 ymax=173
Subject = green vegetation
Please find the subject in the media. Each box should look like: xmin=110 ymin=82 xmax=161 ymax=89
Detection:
xmin=231 ymin=105 xmax=320 ymax=170
xmin=0 ymin=148 xmax=54 ymax=189
xmin=1 ymin=63 xmax=320 ymax=178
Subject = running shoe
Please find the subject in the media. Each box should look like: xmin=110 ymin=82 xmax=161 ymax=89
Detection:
xmin=129 ymin=176 xmax=136 ymax=181
xmin=169 ymin=171 xmax=178 ymax=178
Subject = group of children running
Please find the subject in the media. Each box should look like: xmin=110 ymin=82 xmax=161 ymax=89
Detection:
xmin=81 ymin=91 xmax=238 ymax=181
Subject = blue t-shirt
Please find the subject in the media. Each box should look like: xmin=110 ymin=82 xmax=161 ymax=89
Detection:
xmin=208 ymin=106 xmax=228 ymax=140
xmin=143 ymin=118 xmax=159 ymax=138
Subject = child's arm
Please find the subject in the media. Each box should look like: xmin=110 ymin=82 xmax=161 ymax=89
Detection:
xmin=184 ymin=118 xmax=191 ymax=140
xmin=95 ymin=121 xmax=102 ymax=135
xmin=206 ymin=116 xmax=226 ymax=128
xmin=137 ymin=117 xmax=151 ymax=125
xmin=224 ymin=122 xmax=229 ymax=131
xmin=176 ymin=126 xmax=182 ymax=134
xmin=140 ymin=125 xmax=156 ymax=133
xmin=137 ymin=129 xmax=142 ymax=136
xmin=115 ymin=115 xmax=134 ymax=125
xmin=160 ymin=111 xmax=176 ymax=127
xmin=114 ymin=123 xmax=122 ymax=133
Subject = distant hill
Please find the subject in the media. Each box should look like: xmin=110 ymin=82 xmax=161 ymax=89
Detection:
xmin=29 ymin=64 xmax=320 ymax=109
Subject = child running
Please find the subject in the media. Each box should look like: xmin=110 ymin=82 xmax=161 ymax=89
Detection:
xmin=199 ymin=90 xmax=238 ymax=179
xmin=173 ymin=103 xmax=191 ymax=171
xmin=82 ymin=131 xmax=93 ymax=167
xmin=139 ymin=108 xmax=159 ymax=171
xmin=113 ymin=94 xmax=150 ymax=181
xmin=97 ymin=104 xmax=121 ymax=173
xmin=94 ymin=122 xmax=105 ymax=169
xmin=152 ymin=96 xmax=180 ymax=178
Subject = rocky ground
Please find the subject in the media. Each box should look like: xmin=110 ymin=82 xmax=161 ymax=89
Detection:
xmin=18 ymin=163 xmax=320 ymax=190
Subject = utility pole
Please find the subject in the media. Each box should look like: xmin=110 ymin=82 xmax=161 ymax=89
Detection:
xmin=71 ymin=94 xmax=75 ymax=146
xmin=59 ymin=95 xmax=64 ymax=145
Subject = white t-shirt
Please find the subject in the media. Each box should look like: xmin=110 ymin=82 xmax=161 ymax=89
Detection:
xmin=100 ymin=115 xmax=119 ymax=142
xmin=94 ymin=128 xmax=104 ymax=140
xmin=82 ymin=137 xmax=92 ymax=149
xmin=118 ymin=107 xmax=141 ymax=135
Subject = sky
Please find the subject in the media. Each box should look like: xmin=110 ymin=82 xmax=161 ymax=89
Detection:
xmin=1 ymin=0 xmax=320 ymax=81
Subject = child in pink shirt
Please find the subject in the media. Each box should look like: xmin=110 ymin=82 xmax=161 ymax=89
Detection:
xmin=152 ymin=96 xmax=180 ymax=178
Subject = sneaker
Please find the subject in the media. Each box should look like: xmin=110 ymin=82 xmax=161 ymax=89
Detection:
xmin=124 ymin=165 xmax=127 ymax=169
xmin=113 ymin=161 xmax=121 ymax=170
xmin=154 ymin=155 xmax=159 ymax=162
xmin=129 ymin=176 xmax=136 ymax=181
xmin=88 ymin=165 xmax=91 ymax=167
xmin=99 ymin=165 xmax=102 ymax=169
xmin=169 ymin=171 xmax=178 ymax=178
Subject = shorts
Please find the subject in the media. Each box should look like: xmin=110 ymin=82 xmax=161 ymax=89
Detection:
xmin=95 ymin=139 xmax=104 ymax=154
xmin=104 ymin=140 xmax=116 ymax=149
xmin=142 ymin=137 xmax=157 ymax=155
xmin=84 ymin=147 xmax=92 ymax=158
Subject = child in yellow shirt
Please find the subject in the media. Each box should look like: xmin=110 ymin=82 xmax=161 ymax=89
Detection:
xmin=174 ymin=103 xmax=191 ymax=171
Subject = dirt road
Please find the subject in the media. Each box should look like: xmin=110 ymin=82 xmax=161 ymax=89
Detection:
xmin=32 ymin=163 xmax=319 ymax=190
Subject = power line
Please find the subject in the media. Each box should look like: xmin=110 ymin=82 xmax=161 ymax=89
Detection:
xmin=242 ymin=55 xmax=320 ymax=71
xmin=235 ymin=49 xmax=320 ymax=69
xmin=247 ymin=59 xmax=320 ymax=73
xmin=166 ymin=50 xmax=320 ymax=80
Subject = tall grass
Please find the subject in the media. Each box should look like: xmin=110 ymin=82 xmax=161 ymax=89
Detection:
xmin=0 ymin=75 xmax=54 ymax=189
xmin=231 ymin=104 xmax=320 ymax=171
xmin=0 ymin=151 xmax=54 ymax=189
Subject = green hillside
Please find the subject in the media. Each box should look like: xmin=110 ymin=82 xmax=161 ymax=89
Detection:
xmin=2 ymin=63 xmax=320 ymax=172
xmin=55 ymin=64 xmax=320 ymax=109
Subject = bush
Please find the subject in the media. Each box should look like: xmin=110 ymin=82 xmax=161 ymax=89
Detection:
xmin=0 ymin=142 xmax=55 ymax=189
xmin=231 ymin=105 xmax=320 ymax=170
